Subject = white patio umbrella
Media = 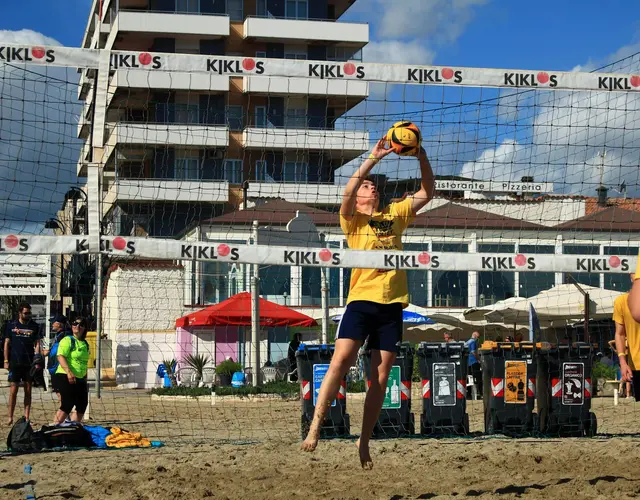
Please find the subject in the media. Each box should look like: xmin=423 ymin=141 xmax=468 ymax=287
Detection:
xmin=483 ymin=284 xmax=623 ymax=324
xmin=463 ymin=296 xmax=530 ymax=322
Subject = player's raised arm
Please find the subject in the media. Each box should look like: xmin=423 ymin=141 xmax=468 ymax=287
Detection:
xmin=340 ymin=137 xmax=393 ymax=221
xmin=409 ymin=147 xmax=435 ymax=216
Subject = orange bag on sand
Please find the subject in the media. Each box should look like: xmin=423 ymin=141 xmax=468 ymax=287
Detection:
xmin=105 ymin=427 xmax=151 ymax=448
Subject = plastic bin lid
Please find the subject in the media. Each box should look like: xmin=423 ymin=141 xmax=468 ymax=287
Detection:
xmin=297 ymin=343 xmax=334 ymax=352
xmin=480 ymin=341 xmax=551 ymax=352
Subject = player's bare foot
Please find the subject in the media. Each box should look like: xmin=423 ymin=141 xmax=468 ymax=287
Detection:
xmin=356 ymin=438 xmax=373 ymax=470
xmin=301 ymin=425 xmax=320 ymax=452
xmin=6 ymin=418 xmax=13 ymax=426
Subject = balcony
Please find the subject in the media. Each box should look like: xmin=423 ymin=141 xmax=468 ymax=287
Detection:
xmin=110 ymin=69 xmax=229 ymax=92
xmin=105 ymin=10 xmax=230 ymax=48
xmin=247 ymin=182 xmax=342 ymax=206
xmin=243 ymin=76 xmax=368 ymax=99
xmin=107 ymin=123 xmax=229 ymax=147
xmin=242 ymin=128 xmax=369 ymax=156
xmin=243 ymin=17 xmax=368 ymax=46
xmin=107 ymin=179 xmax=230 ymax=203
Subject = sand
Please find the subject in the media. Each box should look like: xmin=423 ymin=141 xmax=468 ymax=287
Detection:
xmin=1 ymin=384 xmax=640 ymax=499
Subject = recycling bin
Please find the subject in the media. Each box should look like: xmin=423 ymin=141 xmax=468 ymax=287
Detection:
xmin=537 ymin=343 xmax=597 ymax=437
xmin=480 ymin=341 xmax=548 ymax=436
xmin=296 ymin=344 xmax=350 ymax=441
xmin=417 ymin=342 xmax=470 ymax=436
xmin=362 ymin=342 xmax=415 ymax=438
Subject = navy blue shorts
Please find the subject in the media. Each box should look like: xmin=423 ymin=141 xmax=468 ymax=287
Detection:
xmin=336 ymin=301 xmax=403 ymax=352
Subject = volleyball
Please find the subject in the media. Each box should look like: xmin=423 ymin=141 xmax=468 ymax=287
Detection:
xmin=387 ymin=121 xmax=422 ymax=156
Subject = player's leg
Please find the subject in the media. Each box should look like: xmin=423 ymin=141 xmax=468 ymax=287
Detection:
xmin=357 ymin=302 xmax=402 ymax=469
xmin=7 ymin=381 xmax=18 ymax=425
xmin=358 ymin=348 xmax=396 ymax=469
xmin=302 ymin=302 xmax=367 ymax=452
xmin=23 ymin=381 xmax=32 ymax=421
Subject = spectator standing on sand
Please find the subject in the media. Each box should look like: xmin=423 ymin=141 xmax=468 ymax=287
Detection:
xmin=4 ymin=303 xmax=42 ymax=425
xmin=466 ymin=331 xmax=482 ymax=396
xmin=288 ymin=333 xmax=302 ymax=381
xmin=53 ymin=318 xmax=90 ymax=424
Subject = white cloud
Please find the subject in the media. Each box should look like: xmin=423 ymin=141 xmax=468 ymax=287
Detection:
xmin=373 ymin=0 xmax=489 ymax=45
xmin=0 ymin=30 xmax=81 ymax=233
xmin=364 ymin=40 xmax=435 ymax=66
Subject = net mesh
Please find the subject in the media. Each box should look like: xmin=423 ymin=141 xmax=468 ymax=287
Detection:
xmin=1 ymin=44 xmax=640 ymax=446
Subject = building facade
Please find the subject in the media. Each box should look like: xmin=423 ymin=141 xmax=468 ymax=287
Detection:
xmin=78 ymin=0 xmax=369 ymax=237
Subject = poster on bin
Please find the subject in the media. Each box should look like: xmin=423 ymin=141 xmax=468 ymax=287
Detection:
xmin=313 ymin=364 xmax=336 ymax=408
xmin=562 ymin=362 xmax=584 ymax=406
xmin=504 ymin=360 xmax=527 ymax=404
xmin=382 ymin=365 xmax=402 ymax=409
xmin=432 ymin=363 xmax=456 ymax=407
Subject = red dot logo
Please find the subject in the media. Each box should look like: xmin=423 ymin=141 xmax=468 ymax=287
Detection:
xmin=537 ymin=72 xmax=550 ymax=84
xmin=319 ymin=249 xmax=332 ymax=262
xmin=217 ymin=244 xmax=231 ymax=257
xmin=4 ymin=235 xmax=19 ymax=248
xmin=514 ymin=254 xmax=527 ymax=267
xmin=609 ymin=256 xmax=621 ymax=268
xmin=631 ymin=76 xmax=640 ymax=88
xmin=113 ymin=237 xmax=127 ymax=250
xmin=138 ymin=53 xmax=152 ymax=66
xmin=31 ymin=47 xmax=45 ymax=59
xmin=441 ymin=68 xmax=454 ymax=80
xmin=242 ymin=58 xmax=256 ymax=71
xmin=343 ymin=63 xmax=356 ymax=76
xmin=418 ymin=252 xmax=431 ymax=265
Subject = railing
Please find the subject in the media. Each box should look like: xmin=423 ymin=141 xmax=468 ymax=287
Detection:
xmin=117 ymin=8 xmax=230 ymax=17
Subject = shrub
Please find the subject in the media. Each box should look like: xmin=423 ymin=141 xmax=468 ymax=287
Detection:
xmin=592 ymin=361 xmax=618 ymax=381
xmin=216 ymin=359 xmax=243 ymax=376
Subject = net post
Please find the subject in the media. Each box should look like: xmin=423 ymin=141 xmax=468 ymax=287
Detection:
xmin=251 ymin=220 xmax=260 ymax=386
xmin=95 ymin=252 xmax=103 ymax=399
xmin=321 ymin=268 xmax=329 ymax=345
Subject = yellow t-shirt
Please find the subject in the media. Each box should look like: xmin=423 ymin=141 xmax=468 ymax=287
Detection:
xmin=340 ymin=197 xmax=414 ymax=307
xmin=612 ymin=293 xmax=640 ymax=370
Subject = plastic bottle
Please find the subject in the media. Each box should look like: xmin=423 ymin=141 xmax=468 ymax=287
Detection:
xmin=24 ymin=464 xmax=35 ymax=499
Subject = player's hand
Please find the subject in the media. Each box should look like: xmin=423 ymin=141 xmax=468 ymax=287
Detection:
xmin=371 ymin=137 xmax=394 ymax=160
xmin=620 ymin=363 xmax=633 ymax=383
xmin=67 ymin=372 xmax=76 ymax=384
xmin=414 ymin=146 xmax=427 ymax=159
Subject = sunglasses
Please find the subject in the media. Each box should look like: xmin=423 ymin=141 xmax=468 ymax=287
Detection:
xmin=73 ymin=322 xmax=85 ymax=327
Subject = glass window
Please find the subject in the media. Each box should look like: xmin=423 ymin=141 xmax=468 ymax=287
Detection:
xmin=223 ymin=159 xmax=242 ymax=184
xmin=226 ymin=105 xmax=244 ymax=131
xmin=285 ymin=107 xmax=306 ymax=128
xmin=432 ymin=243 xmax=468 ymax=307
xmin=478 ymin=243 xmax=515 ymax=305
xmin=301 ymin=267 xmax=321 ymax=306
xmin=403 ymin=243 xmax=428 ymax=306
xmin=286 ymin=0 xmax=308 ymax=19
xmin=604 ymin=246 xmax=638 ymax=291
xmin=563 ymin=245 xmax=600 ymax=288
xmin=255 ymin=51 xmax=267 ymax=58
xmin=201 ymin=253 xmax=243 ymax=304
xmin=255 ymin=160 xmax=267 ymax=181
xmin=174 ymin=103 xmax=199 ymax=124
xmin=283 ymin=162 xmax=308 ymax=182
xmin=518 ymin=244 xmax=555 ymax=298
xmin=327 ymin=47 xmax=362 ymax=62
xmin=175 ymin=156 xmax=200 ymax=180
xmin=176 ymin=0 xmax=199 ymax=13
xmin=255 ymin=106 xmax=267 ymax=128
xmin=328 ymin=241 xmax=341 ymax=306
xmin=259 ymin=265 xmax=290 ymax=297
xmin=256 ymin=0 xmax=268 ymax=16
xmin=227 ymin=0 xmax=243 ymax=21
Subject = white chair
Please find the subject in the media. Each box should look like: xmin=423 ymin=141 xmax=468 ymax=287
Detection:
xmin=262 ymin=366 xmax=277 ymax=383
xmin=244 ymin=367 xmax=253 ymax=386
xmin=177 ymin=367 xmax=197 ymax=387
xmin=201 ymin=367 xmax=216 ymax=386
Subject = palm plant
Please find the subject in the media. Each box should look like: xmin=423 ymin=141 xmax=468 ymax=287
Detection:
xmin=162 ymin=358 xmax=178 ymax=387
xmin=184 ymin=353 xmax=211 ymax=385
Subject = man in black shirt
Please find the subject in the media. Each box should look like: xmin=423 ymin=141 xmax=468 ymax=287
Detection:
xmin=3 ymin=302 xmax=41 ymax=425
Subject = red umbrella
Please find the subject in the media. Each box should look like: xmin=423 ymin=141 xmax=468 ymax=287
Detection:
xmin=176 ymin=292 xmax=318 ymax=328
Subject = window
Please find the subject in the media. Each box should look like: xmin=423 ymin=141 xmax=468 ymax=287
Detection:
xmin=478 ymin=243 xmax=515 ymax=305
xmin=227 ymin=0 xmax=243 ymax=21
xmin=563 ymin=245 xmax=600 ymax=288
xmin=255 ymin=106 xmax=267 ymax=128
xmin=518 ymin=244 xmax=555 ymax=298
xmin=283 ymin=162 xmax=308 ymax=182
xmin=285 ymin=99 xmax=307 ymax=128
xmin=302 ymin=267 xmax=321 ymax=306
xmin=226 ymin=105 xmax=244 ymax=131
xmin=284 ymin=45 xmax=307 ymax=60
xmin=175 ymin=156 xmax=200 ymax=180
xmin=223 ymin=159 xmax=242 ymax=184
xmin=255 ymin=51 xmax=267 ymax=58
xmin=176 ymin=0 xmax=199 ymax=13
xmin=432 ymin=243 xmax=468 ymax=307
xmin=259 ymin=265 xmax=291 ymax=297
xmin=604 ymin=246 xmax=638 ymax=290
xmin=327 ymin=46 xmax=362 ymax=62
xmin=255 ymin=160 xmax=268 ymax=181
xmin=256 ymin=0 xmax=268 ymax=16
xmin=174 ymin=103 xmax=199 ymax=124
xmin=286 ymin=0 xmax=308 ymax=19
